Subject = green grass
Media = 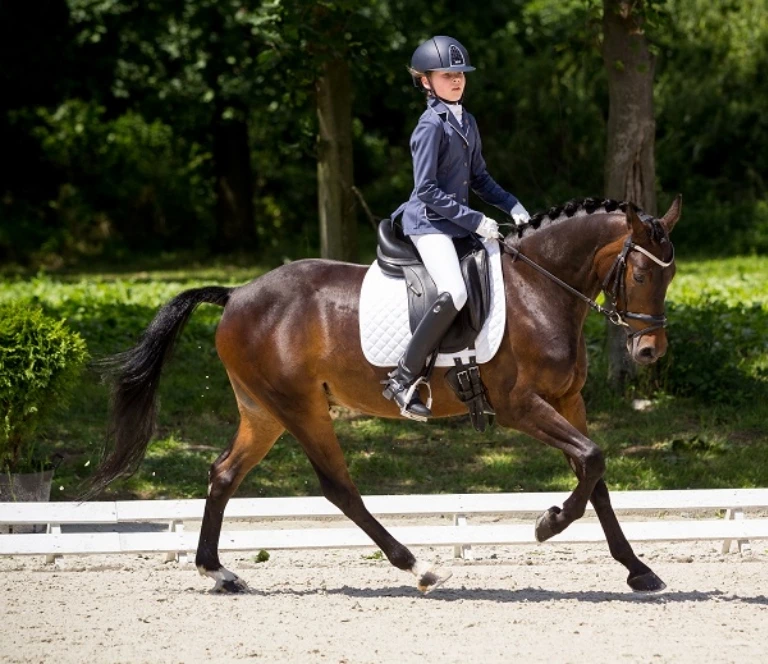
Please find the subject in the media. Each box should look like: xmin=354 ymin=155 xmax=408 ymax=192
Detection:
xmin=1 ymin=256 xmax=766 ymax=501
xmin=670 ymin=255 xmax=768 ymax=306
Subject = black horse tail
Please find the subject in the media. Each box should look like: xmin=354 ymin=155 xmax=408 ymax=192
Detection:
xmin=82 ymin=286 xmax=232 ymax=500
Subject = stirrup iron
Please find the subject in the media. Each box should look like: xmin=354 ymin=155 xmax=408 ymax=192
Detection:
xmin=399 ymin=377 xmax=433 ymax=422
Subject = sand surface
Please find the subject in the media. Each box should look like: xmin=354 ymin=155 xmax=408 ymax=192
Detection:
xmin=2 ymin=526 xmax=768 ymax=663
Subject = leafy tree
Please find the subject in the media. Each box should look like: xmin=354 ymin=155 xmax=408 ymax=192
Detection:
xmin=2 ymin=0 xmax=768 ymax=267
xmin=655 ymin=0 xmax=768 ymax=254
xmin=67 ymin=0 xmax=291 ymax=251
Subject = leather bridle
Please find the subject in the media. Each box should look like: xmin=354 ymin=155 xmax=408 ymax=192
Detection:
xmin=501 ymin=234 xmax=675 ymax=340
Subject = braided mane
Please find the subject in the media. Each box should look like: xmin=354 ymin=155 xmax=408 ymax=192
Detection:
xmin=515 ymin=197 xmax=665 ymax=243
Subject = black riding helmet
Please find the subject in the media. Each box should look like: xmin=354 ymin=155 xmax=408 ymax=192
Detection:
xmin=410 ymin=36 xmax=475 ymax=103
xmin=411 ymin=36 xmax=476 ymax=75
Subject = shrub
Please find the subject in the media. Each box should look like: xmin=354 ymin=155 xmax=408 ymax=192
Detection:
xmin=648 ymin=299 xmax=768 ymax=403
xmin=0 ymin=302 xmax=89 ymax=472
xmin=581 ymin=294 xmax=768 ymax=406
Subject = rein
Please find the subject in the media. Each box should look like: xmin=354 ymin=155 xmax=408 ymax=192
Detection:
xmin=500 ymin=233 xmax=675 ymax=339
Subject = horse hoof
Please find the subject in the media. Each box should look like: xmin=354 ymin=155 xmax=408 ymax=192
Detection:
xmin=413 ymin=560 xmax=452 ymax=594
xmin=200 ymin=566 xmax=251 ymax=594
xmin=534 ymin=506 xmax=562 ymax=543
xmin=628 ymin=571 xmax=667 ymax=593
xmin=418 ymin=568 xmax=452 ymax=594
xmin=212 ymin=575 xmax=250 ymax=594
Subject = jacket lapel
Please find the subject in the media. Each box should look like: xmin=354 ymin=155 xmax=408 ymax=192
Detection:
xmin=428 ymin=98 xmax=469 ymax=146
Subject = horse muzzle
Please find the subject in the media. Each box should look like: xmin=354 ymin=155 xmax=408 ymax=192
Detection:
xmin=628 ymin=331 xmax=668 ymax=365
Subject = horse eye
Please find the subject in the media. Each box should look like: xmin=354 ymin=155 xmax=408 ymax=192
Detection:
xmin=632 ymin=272 xmax=646 ymax=284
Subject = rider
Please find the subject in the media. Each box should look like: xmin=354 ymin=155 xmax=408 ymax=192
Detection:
xmin=382 ymin=35 xmax=531 ymax=420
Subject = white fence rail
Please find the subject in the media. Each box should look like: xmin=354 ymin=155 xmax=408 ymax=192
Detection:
xmin=1 ymin=489 xmax=767 ymax=564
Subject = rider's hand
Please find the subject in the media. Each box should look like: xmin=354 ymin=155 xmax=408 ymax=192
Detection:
xmin=476 ymin=216 xmax=501 ymax=239
xmin=510 ymin=202 xmax=531 ymax=226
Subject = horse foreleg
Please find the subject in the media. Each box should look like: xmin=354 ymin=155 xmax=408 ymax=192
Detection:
xmin=195 ymin=409 xmax=284 ymax=593
xmin=498 ymin=394 xmax=606 ymax=541
xmin=555 ymin=393 xmax=666 ymax=592
xmin=268 ymin=387 xmax=451 ymax=593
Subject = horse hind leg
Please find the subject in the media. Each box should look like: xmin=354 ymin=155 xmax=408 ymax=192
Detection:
xmin=264 ymin=385 xmax=451 ymax=593
xmin=195 ymin=402 xmax=284 ymax=593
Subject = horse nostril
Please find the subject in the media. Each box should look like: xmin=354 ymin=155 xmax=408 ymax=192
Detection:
xmin=639 ymin=346 xmax=656 ymax=360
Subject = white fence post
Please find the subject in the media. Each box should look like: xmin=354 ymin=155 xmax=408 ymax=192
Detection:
xmin=164 ymin=520 xmax=187 ymax=564
xmin=453 ymin=513 xmax=473 ymax=560
xmin=722 ymin=508 xmax=751 ymax=554
xmin=45 ymin=523 xmax=61 ymax=565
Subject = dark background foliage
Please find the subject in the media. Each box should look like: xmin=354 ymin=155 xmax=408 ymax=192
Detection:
xmin=2 ymin=0 xmax=767 ymax=267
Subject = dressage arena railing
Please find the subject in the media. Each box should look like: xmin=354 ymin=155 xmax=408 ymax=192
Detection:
xmin=1 ymin=489 xmax=767 ymax=564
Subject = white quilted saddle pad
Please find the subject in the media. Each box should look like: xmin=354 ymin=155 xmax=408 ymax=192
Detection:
xmin=359 ymin=238 xmax=506 ymax=367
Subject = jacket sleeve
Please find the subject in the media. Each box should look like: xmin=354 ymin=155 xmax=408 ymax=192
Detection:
xmin=412 ymin=120 xmax=484 ymax=232
xmin=469 ymin=122 xmax=519 ymax=215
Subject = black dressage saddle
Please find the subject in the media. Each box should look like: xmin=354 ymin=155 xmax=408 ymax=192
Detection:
xmin=376 ymin=218 xmax=492 ymax=353
xmin=375 ymin=218 xmax=496 ymax=431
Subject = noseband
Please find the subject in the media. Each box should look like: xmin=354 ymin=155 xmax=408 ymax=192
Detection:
xmin=501 ymin=234 xmax=675 ymax=340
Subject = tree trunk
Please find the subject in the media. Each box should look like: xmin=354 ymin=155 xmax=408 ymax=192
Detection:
xmin=602 ymin=0 xmax=657 ymax=390
xmin=213 ymin=115 xmax=255 ymax=251
xmin=316 ymin=57 xmax=357 ymax=262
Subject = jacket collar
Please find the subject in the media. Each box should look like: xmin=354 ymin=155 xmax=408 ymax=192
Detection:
xmin=427 ymin=97 xmax=469 ymax=143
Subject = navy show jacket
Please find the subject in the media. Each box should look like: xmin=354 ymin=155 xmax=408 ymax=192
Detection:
xmin=392 ymin=97 xmax=519 ymax=237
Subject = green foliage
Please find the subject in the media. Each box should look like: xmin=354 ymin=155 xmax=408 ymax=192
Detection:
xmin=655 ymin=0 xmax=768 ymax=253
xmin=0 ymin=256 xmax=765 ymax=500
xmin=33 ymin=100 xmax=214 ymax=257
xmin=651 ymin=299 xmax=768 ymax=402
xmin=648 ymin=256 xmax=768 ymax=402
xmin=253 ymin=549 xmax=270 ymax=563
xmin=582 ymin=256 xmax=768 ymax=404
xmin=3 ymin=0 xmax=768 ymax=263
xmin=0 ymin=302 xmax=89 ymax=472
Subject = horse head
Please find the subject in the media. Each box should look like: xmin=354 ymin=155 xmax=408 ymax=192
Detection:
xmin=607 ymin=195 xmax=681 ymax=365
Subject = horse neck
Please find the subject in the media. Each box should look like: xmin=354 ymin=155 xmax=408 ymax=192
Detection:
xmin=516 ymin=212 xmax=627 ymax=300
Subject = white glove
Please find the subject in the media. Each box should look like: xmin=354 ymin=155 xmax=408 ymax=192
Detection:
xmin=510 ymin=202 xmax=531 ymax=226
xmin=475 ymin=216 xmax=501 ymax=239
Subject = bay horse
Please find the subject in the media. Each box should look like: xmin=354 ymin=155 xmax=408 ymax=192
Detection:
xmin=87 ymin=195 xmax=681 ymax=594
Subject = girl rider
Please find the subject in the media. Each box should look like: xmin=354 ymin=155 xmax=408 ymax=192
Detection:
xmin=382 ymin=35 xmax=530 ymax=420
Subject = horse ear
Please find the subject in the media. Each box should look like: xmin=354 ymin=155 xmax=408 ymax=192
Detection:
xmin=626 ymin=204 xmax=647 ymax=242
xmin=660 ymin=194 xmax=682 ymax=234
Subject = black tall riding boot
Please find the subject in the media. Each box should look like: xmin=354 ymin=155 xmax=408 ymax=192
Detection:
xmin=382 ymin=292 xmax=461 ymax=420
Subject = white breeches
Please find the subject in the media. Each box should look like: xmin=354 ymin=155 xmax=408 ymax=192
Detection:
xmin=411 ymin=233 xmax=468 ymax=311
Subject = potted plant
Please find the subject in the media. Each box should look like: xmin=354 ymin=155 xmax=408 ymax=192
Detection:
xmin=0 ymin=301 xmax=88 ymax=504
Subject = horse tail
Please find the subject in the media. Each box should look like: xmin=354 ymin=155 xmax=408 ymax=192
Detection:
xmin=82 ymin=286 xmax=232 ymax=499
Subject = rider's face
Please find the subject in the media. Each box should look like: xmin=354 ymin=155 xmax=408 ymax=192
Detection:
xmin=421 ymin=71 xmax=466 ymax=103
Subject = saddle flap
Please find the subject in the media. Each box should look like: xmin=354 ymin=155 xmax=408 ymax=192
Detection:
xmin=403 ymin=242 xmax=492 ymax=354
xmin=461 ymin=248 xmax=491 ymax=335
